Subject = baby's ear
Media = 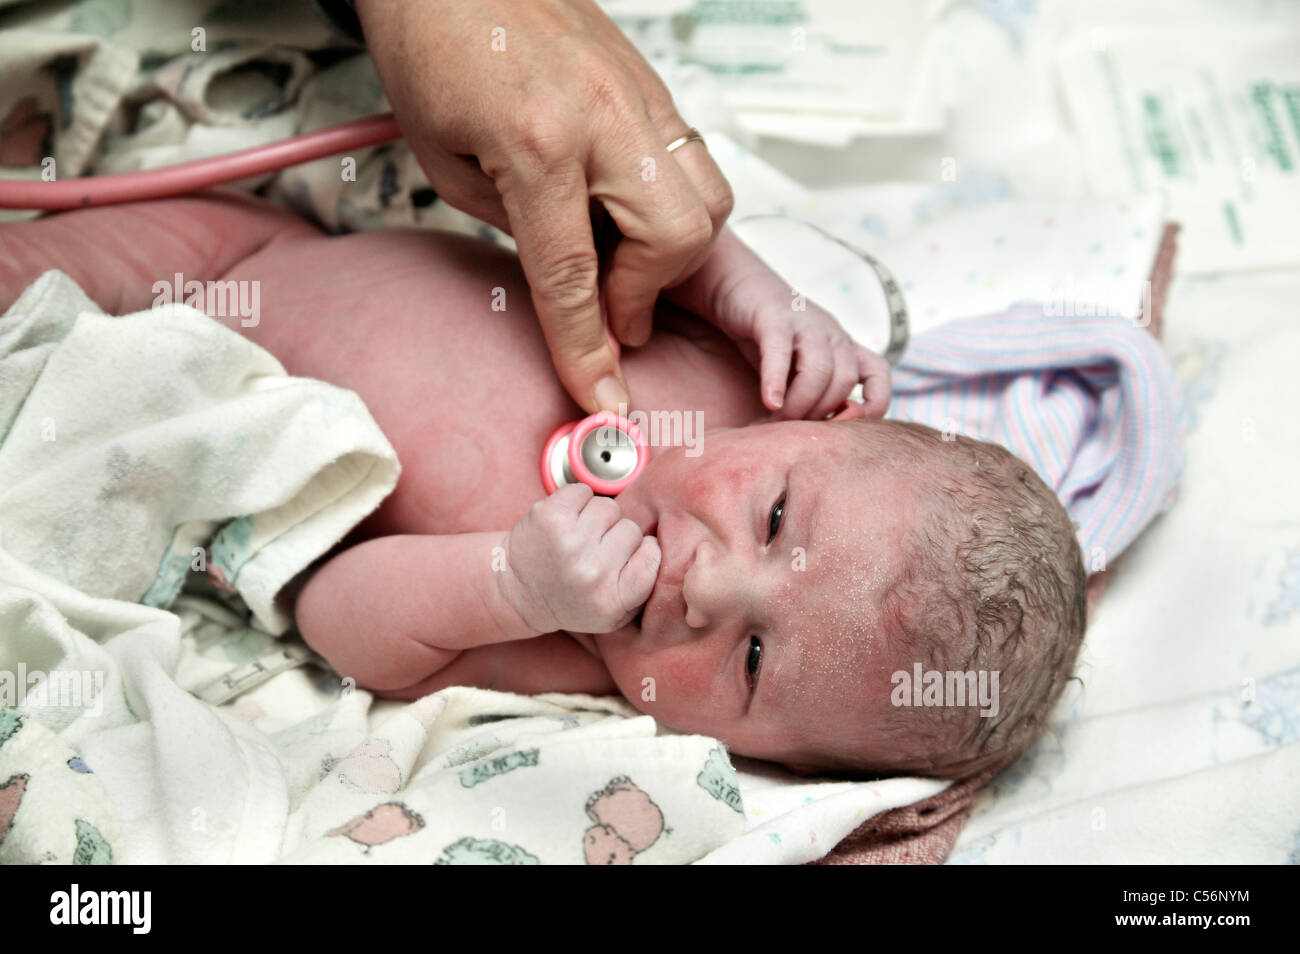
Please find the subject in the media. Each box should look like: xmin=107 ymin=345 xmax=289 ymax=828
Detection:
xmin=829 ymin=400 xmax=867 ymax=422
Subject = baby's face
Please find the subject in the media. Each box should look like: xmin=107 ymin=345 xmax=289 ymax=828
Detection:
xmin=599 ymin=419 xmax=923 ymax=770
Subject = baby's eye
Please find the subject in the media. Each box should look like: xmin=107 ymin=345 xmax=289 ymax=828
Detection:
xmin=746 ymin=636 xmax=763 ymax=690
xmin=767 ymin=495 xmax=785 ymax=544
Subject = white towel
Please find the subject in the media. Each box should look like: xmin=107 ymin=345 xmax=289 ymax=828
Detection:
xmin=0 ymin=269 xmax=400 ymax=634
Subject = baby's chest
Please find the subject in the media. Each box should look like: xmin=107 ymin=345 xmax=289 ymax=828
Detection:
xmin=259 ymin=307 xmax=579 ymax=537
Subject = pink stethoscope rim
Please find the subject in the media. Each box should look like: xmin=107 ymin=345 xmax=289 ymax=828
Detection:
xmin=540 ymin=411 xmax=649 ymax=496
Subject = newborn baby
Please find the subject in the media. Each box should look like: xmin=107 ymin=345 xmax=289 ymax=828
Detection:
xmin=0 ymin=193 xmax=1085 ymax=780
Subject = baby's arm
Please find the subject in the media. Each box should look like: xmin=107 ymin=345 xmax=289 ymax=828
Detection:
xmin=0 ymin=191 xmax=319 ymax=313
xmin=296 ymin=484 xmax=659 ymax=694
xmin=295 ymin=531 xmax=533 ymax=692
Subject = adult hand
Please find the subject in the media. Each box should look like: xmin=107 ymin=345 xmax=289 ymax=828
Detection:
xmin=356 ymin=0 xmax=735 ymax=414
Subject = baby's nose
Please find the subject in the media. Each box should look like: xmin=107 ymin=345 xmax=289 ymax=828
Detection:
xmin=681 ymin=544 xmax=709 ymax=629
xmin=681 ymin=540 xmax=744 ymax=630
xmin=684 ymin=599 xmax=708 ymax=629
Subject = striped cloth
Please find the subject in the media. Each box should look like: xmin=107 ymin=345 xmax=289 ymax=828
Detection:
xmin=886 ymin=303 xmax=1186 ymax=566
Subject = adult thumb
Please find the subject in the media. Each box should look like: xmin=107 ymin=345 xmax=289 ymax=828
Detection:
xmin=508 ymin=175 xmax=632 ymax=415
xmin=539 ymin=310 xmax=630 ymax=415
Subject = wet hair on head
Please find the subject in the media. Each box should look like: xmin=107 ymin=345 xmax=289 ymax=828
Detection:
xmin=826 ymin=417 xmax=1088 ymax=781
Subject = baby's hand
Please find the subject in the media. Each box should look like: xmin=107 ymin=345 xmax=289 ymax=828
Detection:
xmin=737 ymin=297 xmax=891 ymax=421
xmin=501 ymin=483 xmax=660 ymax=635
xmin=665 ymin=227 xmax=891 ymax=421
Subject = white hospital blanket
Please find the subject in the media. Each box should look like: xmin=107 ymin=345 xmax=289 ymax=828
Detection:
xmin=0 ymin=271 xmax=399 ymax=634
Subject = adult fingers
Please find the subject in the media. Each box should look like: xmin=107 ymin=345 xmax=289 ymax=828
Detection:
xmin=412 ymin=143 xmax=513 ymax=234
xmin=497 ymin=148 xmax=630 ymax=415
xmin=655 ymin=130 xmax=735 ymax=290
xmin=591 ymin=125 xmax=726 ymax=349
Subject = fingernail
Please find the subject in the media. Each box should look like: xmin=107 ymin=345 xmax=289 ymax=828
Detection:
xmin=594 ymin=375 xmax=629 ymax=413
xmin=769 ymin=390 xmax=784 ymax=409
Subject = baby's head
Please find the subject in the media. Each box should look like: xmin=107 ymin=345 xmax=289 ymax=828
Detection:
xmin=599 ymin=413 xmax=1086 ymax=780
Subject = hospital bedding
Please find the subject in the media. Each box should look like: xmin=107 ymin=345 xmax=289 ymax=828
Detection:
xmin=947 ymin=268 xmax=1300 ymax=863
xmin=1 ymin=0 xmax=1296 ymax=864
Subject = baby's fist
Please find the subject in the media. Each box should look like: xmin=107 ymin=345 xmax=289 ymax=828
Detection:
xmin=501 ymin=483 xmax=660 ymax=635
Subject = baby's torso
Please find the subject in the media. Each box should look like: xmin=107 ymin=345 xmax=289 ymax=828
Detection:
xmin=224 ymin=228 xmax=766 ymax=693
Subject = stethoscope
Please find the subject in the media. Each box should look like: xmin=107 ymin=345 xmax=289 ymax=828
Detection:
xmin=0 ymin=114 xmax=910 ymax=496
xmin=540 ymin=411 xmax=650 ymax=496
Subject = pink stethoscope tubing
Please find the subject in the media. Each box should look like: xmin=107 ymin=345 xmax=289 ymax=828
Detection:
xmin=0 ymin=114 xmax=401 ymax=210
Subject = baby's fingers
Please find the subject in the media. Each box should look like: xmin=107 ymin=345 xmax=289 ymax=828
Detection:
xmin=858 ymin=347 xmax=892 ymax=418
xmin=776 ymin=333 xmax=833 ymax=420
xmin=618 ymin=535 xmax=661 ymax=617
xmin=757 ymin=328 xmax=794 ymax=412
xmin=807 ymin=341 xmax=862 ymax=421
xmin=548 ymin=481 xmax=595 ymax=515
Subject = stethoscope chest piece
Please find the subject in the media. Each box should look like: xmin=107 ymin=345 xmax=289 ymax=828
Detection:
xmin=541 ymin=411 xmax=649 ymax=496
